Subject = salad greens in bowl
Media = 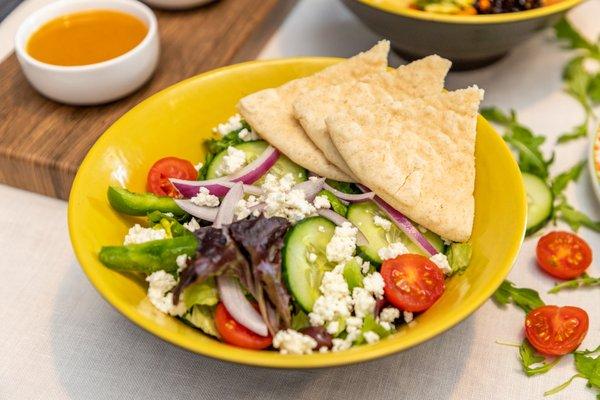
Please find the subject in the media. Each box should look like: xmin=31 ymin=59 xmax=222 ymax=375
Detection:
xmin=68 ymin=52 xmax=526 ymax=367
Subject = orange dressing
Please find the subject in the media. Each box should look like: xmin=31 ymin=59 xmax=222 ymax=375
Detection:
xmin=27 ymin=10 xmax=148 ymax=66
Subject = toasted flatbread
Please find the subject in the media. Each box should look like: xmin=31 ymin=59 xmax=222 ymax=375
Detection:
xmin=293 ymin=55 xmax=451 ymax=178
xmin=327 ymin=87 xmax=484 ymax=242
xmin=237 ymin=41 xmax=390 ymax=182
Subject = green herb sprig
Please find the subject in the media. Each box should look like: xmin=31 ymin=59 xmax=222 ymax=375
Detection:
xmin=548 ymin=273 xmax=600 ymax=294
xmin=492 ymin=280 xmax=545 ymax=314
xmin=544 ymin=345 xmax=600 ymax=398
xmin=520 ymin=339 xmax=562 ymax=377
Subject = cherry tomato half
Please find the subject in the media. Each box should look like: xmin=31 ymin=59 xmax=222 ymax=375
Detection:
xmin=525 ymin=305 xmax=589 ymax=356
xmin=147 ymin=157 xmax=197 ymax=197
xmin=214 ymin=303 xmax=272 ymax=350
xmin=380 ymin=254 xmax=445 ymax=312
xmin=536 ymin=231 xmax=592 ymax=280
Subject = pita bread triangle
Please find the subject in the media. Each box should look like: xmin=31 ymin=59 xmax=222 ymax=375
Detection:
xmin=327 ymin=86 xmax=484 ymax=242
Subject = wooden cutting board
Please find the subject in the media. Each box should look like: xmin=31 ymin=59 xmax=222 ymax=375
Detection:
xmin=0 ymin=0 xmax=295 ymax=200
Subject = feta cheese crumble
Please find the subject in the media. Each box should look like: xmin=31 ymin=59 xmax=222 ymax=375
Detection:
xmin=352 ymin=287 xmax=376 ymax=318
xmin=260 ymin=173 xmax=316 ymax=223
xmin=377 ymin=242 xmax=408 ymax=261
xmin=313 ymin=195 xmax=331 ymax=210
xmin=238 ymin=127 xmax=259 ymax=141
xmin=146 ymin=271 xmax=186 ymax=316
xmin=430 ymin=253 xmax=452 ymax=275
xmin=213 ymin=114 xmax=243 ymax=136
xmin=379 ymin=307 xmax=400 ymax=331
xmin=273 ymin=329 xmax=317 ymax=355
xmin=326 ymin=222 xmax=358 ymax=263
xmin=403 ymin=311 xmax=414 ymax=324
xmin=234 ymin=195 xmax=260 ymax=220
xmin=309 ymin=269 xmax=352 ymax=327
xmin=183 ymin=218 xmax=201 ymax=232
xmin=190 ymin=187 xmax=220 ymax=207
xmin=216 ymin=146 xmax=247 ymax=177
xmin=363 ymin=331 xmax=380 ymax=344
xmin=362 ymin=272 xmax=385 ymax=299
xmin=176 ymin=254 xmax=188 ymax=271
xmin=373 ymin=215 xmax=392 ymax=231
xmin=123 ymin=224 xmax=167 ymax=245
xmin=194 ymin=162 xmax=203 ymax=171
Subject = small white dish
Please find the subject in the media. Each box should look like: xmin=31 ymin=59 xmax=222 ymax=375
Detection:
xmin=589 ymin=126 xmax=600 ymax=204
xmin=142 ymin=0 xmax=217 ymax=10
xmin=14 ymin=0 xmax=159 ymax=105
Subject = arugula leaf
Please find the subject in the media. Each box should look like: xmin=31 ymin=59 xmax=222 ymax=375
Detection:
xmin=480 ymin=107 xmax=515 ymax=125
xmin=554 ymin=17 xmax=597 ymax=53
xmin=545 ymin=346 xmax=600 ymax=397
xmin=548 ymin=273 xmax=600 ymax=294
xmin=555 ymin=202 xmax=600 ymax=232
xmin=563 ymin=57 xmax=594 ymax=115
xmin=551 ymin=160 xmax=586 ymax=197
xmin=519 ymin=339 xmax=562 ymax=377
xmin=206 ymin=130 xmax=244 ymax=155
xmin=557 ymin=120 xmax=588 ymax=144
xmin=493 ymin=280 xmax=545 ymax=314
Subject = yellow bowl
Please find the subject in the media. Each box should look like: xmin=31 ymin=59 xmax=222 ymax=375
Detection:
xmin=68 ymin=58 xmax=526 ymax=368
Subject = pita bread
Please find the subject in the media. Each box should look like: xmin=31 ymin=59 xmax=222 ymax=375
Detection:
xmin=327 ymin=87 xmax=484 ymax=242
xmin=237 ymin=41 xmax=390 ymax=182
xmin=293 ymin=55 xmax=451 ymax=178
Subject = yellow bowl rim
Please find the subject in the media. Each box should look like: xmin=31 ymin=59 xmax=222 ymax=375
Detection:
xmin=357 ymin=0 xmax=583 ymax=24
xmin=68 ymin=57 xmax=527 ymax=368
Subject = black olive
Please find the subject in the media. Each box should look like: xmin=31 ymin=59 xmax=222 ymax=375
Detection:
xmin=300 ymin=326 xmax=333 ymax=349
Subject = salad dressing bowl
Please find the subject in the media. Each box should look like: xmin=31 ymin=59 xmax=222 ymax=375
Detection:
xmin=68 ymin=58 xmax=526 ymax=368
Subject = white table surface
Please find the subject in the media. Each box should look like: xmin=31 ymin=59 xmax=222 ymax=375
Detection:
xmin=1 ymin=0 xmax=600 ymax=399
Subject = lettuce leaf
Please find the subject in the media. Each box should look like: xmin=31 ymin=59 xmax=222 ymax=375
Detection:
xmin=183 ymin=305 xmax=219 ymax=338
xmin=183 ymin=277 xmax=219 ymax=308
xmin=446 ymin=243 xmax=472 ymax=275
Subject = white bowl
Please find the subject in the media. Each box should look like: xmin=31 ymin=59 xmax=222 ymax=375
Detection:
xmin=14 ymin=0 xmax=159 ymax=105
xmin=142 ymin=0 xmax=216 ymax=10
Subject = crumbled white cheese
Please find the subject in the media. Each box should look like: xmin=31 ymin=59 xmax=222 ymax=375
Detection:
xmin=326 ymin=222 xmax=358 ymax=263
xmin=238 ymin=127 xmax=259 ymax=141
xmin=183 ymin=218 xmax=201 ymax=233
xmin=216 ymin=146 xmax=247 ymax=177
xmin=146 ymin=271 xmax=186 ymax=316
xmin=194 ymin=162 xmax=203 ymax=172
xmin=190 ymin=187 xmax=220 ymax=207
xmin=403 ymin=311 xmax=414 ymax=324
xmin=123 ymin=224 xmax=167 ymax=245
xmin=175 ymin=255 xmax=189 ymax=273
xmin=373 ymin=215 xmax=392 ymax=231
xmin=234 ymin=195 xmax=260 ymax=220
xmin=378 ymin=242 xmax=408 ymax=261
xmin=379 ymin=307 xmax=400 ymax=323
xmin=363 ymin=331 xmax=380 ymax=344
xmin=213 ymin=114 xmax=243 ymax=136
xmin=272 ymin=329 xmax=317 ymax=355
xmin=313 ymin=195 xmax=331 ymax=210
xmin=352 ymin=287 xmax=376 ymax=318
xmin=309 ymin=269 xmax=352 ymax=326
xmin=260 ymin=173 xmax=316 ymax=223
xmin=319 ymin=346 xmax=330 ymax=353
xmin=583 ymin=57 xmax=600 ymax=75
xmin=362 ymin=272 xmax=385 ymax=299
xmin=307 ymin=252 xmax=318 ymax=263
xmin=326 ymin=320 xmax=340 ymax=335
xmin=430 ymin=253 xmax=452 ymax=275
xmin=345 ymin=316 xmax=363 ymax=333
xmin=332 ymin=338 xmax=352 ymax=352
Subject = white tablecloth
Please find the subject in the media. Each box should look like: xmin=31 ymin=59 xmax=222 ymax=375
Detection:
xmin=1 ymin=1 xmax=599 ymax=399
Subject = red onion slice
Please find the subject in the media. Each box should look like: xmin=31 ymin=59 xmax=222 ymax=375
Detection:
xmin=229 ymin=145 xmax=279 ymax=184
xmin=323 ymin=182 xmax=375 ymax=202
xmin=213 ymin=182 xmax=244 ymax=228
xmin=173 ymin=199 xmax=218 ymax=222
xmin=356 ymin=185 xmax=438 ymax=256
xmin=317 ymin=209 xmax=368 ymax=246
xmin=217 ymin=275 xmax=269 ymax=337
xmin=170 ymin=179 xmax=262 ymax=198
xmin=293 ymin=178 xmax=325 ymax=201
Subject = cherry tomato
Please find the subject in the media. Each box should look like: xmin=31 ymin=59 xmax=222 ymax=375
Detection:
xmin=147 ymin=157 xmax=197 ymax=197
xmin=380 ymin=254 xmax=445 ymax=312
xmin=214 ymin=303 xmax=272 ymax=350
xmin=536 ymin=231 xmax=592 ymax=280
xmin=525 ymin=305 xmax=589 ymax=356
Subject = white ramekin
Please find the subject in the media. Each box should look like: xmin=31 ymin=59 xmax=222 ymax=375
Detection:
xmin=14 ymin=0 xmax=159 ymax=105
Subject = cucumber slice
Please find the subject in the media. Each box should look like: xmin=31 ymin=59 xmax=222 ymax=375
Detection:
xmin=282 ymin=217 xmax=337 ymax=312
xmin=346 ymin=201 xmax=445 ymax=264
xmin=522 ymin=172 xmax=553 ymax=236
xmin=205 ymin=140 xmax=307 ymax=184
